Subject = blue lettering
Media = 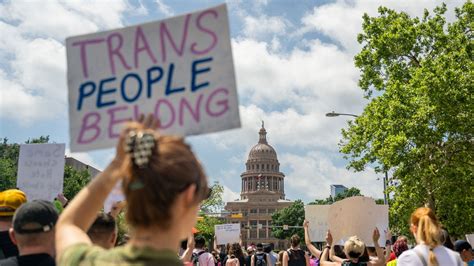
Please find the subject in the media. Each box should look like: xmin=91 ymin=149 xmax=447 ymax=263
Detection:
xmin=97 ymin=77 xmax=117 ymax=108
xmin=147 ymin=66 xmax=164 ymax=98
xmin=77 ymin=81 xmax=96 ymax=111
xmin=165 ymin=63 xmax=185 ymax=95
xmin=191 ymin=57 xmax=212 ymax=92
xmin=121 ymin=73 xmax=142 ymax=103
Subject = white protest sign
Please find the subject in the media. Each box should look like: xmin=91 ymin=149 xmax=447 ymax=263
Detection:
xmin=466 ymin=234 xmax=474 ymax=245
xmin=304 ymin=205 xmax=330 ymax=242
xmin=328 ymin=196 xmax=388 ymax=247
xmin=104 ymin=181 xmax=125 ymax=213
xmin=17 ymin=144 xmax=66 ymax=201
xmin=215 ymin=223 xmax=240 ymax=245
xmin=66 ymin=4 xmax=240 ymax=152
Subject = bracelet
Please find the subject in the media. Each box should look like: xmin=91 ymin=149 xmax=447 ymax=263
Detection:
xmin=325 ymin=245 xmax=331 ymax=249
xmin=385 ymin=240 xmax=392 ymax=245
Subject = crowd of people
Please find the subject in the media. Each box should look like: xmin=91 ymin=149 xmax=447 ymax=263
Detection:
xmin=0 ymin=116 xmax=472 ymax=266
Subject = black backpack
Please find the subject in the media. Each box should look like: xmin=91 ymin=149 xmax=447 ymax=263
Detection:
xmin=255 ymin=253 xmax=267 ymax=266
xmin=192 ymin=250 xmax=206 ymax=266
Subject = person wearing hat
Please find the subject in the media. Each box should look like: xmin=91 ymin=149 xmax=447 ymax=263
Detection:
xmin=454 ymin=240 xmax=473 ymax=265
xmin=0 ymin=189 xmax=27 ymax=259
xmin=0 ymin=200 xmax=58 ymax=266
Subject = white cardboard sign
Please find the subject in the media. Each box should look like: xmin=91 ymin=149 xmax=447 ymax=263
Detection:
xmin=215 ymin=223 xmax=240 ymax=245
xmin=305 ymin=196 xmax=388 ymax=246
xmin=466 ymin=234 xmax=474 ymax=245
xmin=66 ymin=4 xmax=240 ymax=152
xmin=17 ymin=144 xmax=66 ymax=201
xmin=304 ymin=205 xmax=330 ymax=242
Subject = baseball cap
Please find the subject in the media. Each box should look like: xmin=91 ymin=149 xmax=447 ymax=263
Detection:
xmin=0 ymin=189 xmax=27 ymax=216
xmin=13 ymin=200 xmax=58 ymax=234
xmin=454 ymin=240 xmax=472 ymax=252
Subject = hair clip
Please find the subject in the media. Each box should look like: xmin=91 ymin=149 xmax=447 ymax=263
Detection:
xmin=124 ymin=130 xmax=156 ymax=168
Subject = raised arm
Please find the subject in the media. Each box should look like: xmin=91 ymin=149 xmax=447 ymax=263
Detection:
xmin=181 ymin=232 xmax=195 ymax=262
xmin=384 ymin=229 xmax=392 ymax=263
xmin=303 ymin=220 xmax=322 ymax=258
xmin=55 ymin=115 xmax=158 ymax=256
xmin=213 ymin=235 xmax=221 ymax=253
xmin=320 ymin=230 xmax=339 ymax=266
xmin=368 ymin=227 xmax=384 ymax=266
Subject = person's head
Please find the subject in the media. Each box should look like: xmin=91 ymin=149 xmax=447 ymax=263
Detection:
xmin=9 ymin=200 xmax=58 ymax=256
xmin=440 ymin=228 xmax=454 ymax=249
xmin=195 ymin=235 xmax=206 ymax=249
xmin=344 ymin=236 xmax=365 ymax=260
xmin=410 ymin=207 xmax=442 ymax=266
xmin=264 ymin=244 xmax=271 ymax=253
xmin=247 ymin=246 xmax=255 ymax=255
xmin=256 ymin=242 xmax=264 ymax=252
xmin=393 ymin=239 xmax=408 ymax=257
xmin=454 ymin=240 xmax=472 ymax=263
xmin=87 ymin=213 xmax=117 ymax=249
xmin=290 ymin=234 xmax=300 ymax=248
xmin=229 ymin=243 xmax=244 ymax=258
xmin=0 ymin=189 xmax=27 ymax=228
xmin=269 ymin=242 xmax=275 ymax=251
xmin=397 ymin=235 xmax=408 ymax=243
xmin=121 ymin=126 xmax=210 ymax=240
xmin=334 ymin=245 xmax=346 ymax=259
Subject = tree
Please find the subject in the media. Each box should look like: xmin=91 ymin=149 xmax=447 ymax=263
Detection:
xmin=195 ymin=216 xmax=222 ymax=243
xmin=200 ymin=181 xmax=224 ymax=214
xmin=271 ymin=200 xmax=305 ymax=240
xmin=309 ymin=187 xmax=363 ymax=205
xmin=340 ymin=2 xmax=473 ymax=237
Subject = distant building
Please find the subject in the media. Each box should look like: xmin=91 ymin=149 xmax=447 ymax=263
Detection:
xmin=224 ymin=122 xmax=292 ymax=249
xmin=65 ymin=157 xmax=101 ymax=178
xmin=330 ymin=184 xmax=347 ymax=198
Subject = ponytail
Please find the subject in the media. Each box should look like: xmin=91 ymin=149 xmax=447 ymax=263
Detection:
xmin=411 ymin=207 xmax=441 ymax=266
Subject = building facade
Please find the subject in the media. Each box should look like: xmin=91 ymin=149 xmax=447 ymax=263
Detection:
xmin=330 ymin=184 xmax=347 ymax=198
xmin=224 ymin=123 xmax=292 ymax=249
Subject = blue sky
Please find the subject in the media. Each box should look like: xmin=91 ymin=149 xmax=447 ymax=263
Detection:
xmin=0 ymin=0 xmax=464 ymax=203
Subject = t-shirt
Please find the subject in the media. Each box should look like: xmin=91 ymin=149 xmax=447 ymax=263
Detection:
xmin=58 ymin=243 xmax=183 ymax=266
xmin=397 ymin=244 xmax=463 ymax=266
xmin=0 ymin=253 xmax=55 ymax=266
xmin=192 ymin=248 xmax=215 ymax=266
xmin=0 ymin=231 xmax=18 ymax=259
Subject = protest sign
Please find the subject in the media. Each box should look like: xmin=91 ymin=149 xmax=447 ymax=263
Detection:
xmin=304 ymin=205 xmax=330 ymax=242
xmin=328 ymin=196 xmax=388 ymax=246
xmin=17 ymin=144 xmax=65 ymax=201
xmin=466 ymin=234 xmax=474 ymax=245
xmin=66 ymin=4 xmax=240 ymax=152
xmin=215 ymin=223 xmax=240 ymax=245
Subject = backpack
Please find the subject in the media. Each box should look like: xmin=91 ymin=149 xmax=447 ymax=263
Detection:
xmin=255 ymin=253 xmax=267 ymax=266
xmin=192 ymin=250 xmax=206 ymax=266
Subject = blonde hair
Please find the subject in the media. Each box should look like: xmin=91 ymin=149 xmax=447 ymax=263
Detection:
xmin=411 ymin=207 xmax=441 ymax=266
xmin=344 ymin=236 xmax=365 ymax=259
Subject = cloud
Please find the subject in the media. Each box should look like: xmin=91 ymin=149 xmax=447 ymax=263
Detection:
xmin=223 ymin=184 xmax=240 ymax=203
xmin=65 ymin=148 xmax=99 ymax=170
xmin=155 ymin=0 xmax=174 ymax=17
xmin=241 ymin=15 xmax=290 ymax=39
xmin=281 ymin=151 xmax=383 ymax=201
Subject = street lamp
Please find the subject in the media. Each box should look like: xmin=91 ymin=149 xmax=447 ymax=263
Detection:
xmin=326 ymin=111 xmax=389 ymax=205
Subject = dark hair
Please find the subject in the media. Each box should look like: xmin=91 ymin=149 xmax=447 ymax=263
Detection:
xmin=195 ymin=235 xmax=206 ymax=248
xmin=122 ymin=126 xmax=208 ymax=229
xmin=334 ymin=245 xmax=346 ymax=259
xmin=264 ymin=244 xmax=271 ymax=253
xmin=290 ymin=234 xmax=300 ymax=247
xmin=393 ymin=239 xmax=409 ymax=257
xmin=440 ymin=228 xmax=454 ymax=249
xmin=229 ymin=243 xmax=244 ymax=260
xmin=87 ymin=213 xmax=116 ymax=236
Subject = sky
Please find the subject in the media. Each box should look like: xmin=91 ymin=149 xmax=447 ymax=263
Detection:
xmin=0 ymin=0 xmax=465 ymax=204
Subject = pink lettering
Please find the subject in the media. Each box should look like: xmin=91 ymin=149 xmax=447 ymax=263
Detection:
xmin=107 ymin=33 xmax=132 ymax=75
xmin=154 ymin=99 xmax=176 ymax=129
xmin=179 ymin=94 xmax=203 ymax=126
xmin=77 ymin=112 xmax=101 ymax=144
xmin=206 ymin=88 xmax=229 ymax=117
xmin=159 ymin=14 xmax=191 ymax=62
xmin=191 ymin=10 xmax=218 ymax=55
xmin=134 ymin=26 xmax=157 ymax=68
xmin=107 ymin=106 xmax=131 ymax=138
xmin=72 ymin=38 xmax=105 ymax=78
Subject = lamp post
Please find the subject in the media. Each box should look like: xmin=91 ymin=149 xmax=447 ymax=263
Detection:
xmin=326 ymin=111 xmax=389 ymax=205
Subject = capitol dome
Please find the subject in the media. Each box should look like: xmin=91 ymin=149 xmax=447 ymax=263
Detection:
xmin=248 ymin=125 xmax=278 ymax=161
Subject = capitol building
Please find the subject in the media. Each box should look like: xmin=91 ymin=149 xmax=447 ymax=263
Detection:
xmin=224 ymin=122 xmax=292 ymax=249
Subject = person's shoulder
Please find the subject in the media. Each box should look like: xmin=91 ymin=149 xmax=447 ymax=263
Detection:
xmin=397 ymin=249 xmax=420 ymax=265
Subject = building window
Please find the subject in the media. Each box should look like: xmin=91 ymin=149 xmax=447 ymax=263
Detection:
xmin=266 ymin=164 xmax=269 ymax=170
xmin=259 ymin=208 xmax=266 ymax=214
xmin=256 ymin=164 xmax=259 ymax=170
xmin=268 ymin=209 xmax=275 ymax=214
xmin=259 ymin=229 xmax=266 ymax=239
xmin=250 ymin=209 xmax=257 ymax=214
xmin=250 ymin=230 xmax=257 ymax=239
xmin=250 ymin=220 xmax=257 ymax=226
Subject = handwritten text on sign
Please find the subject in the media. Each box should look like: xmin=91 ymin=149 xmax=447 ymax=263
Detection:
xmin=17 ymin=144 xmax=66 ymax=201
xmin=67 ymin=4 xmax=240 ymax=152
xmin=215 ymin=223 xmax=240 ymax=245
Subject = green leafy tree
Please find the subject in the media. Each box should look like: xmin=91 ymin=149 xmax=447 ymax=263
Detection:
xmin=341 ymin=2 xmax=473 ymax=237
xmin=63 ymin=166 xmax=91 ymax=200
xmin=271 ymin=200 xmax=305 ymax=240
xmin=195 ymin=216 xmax=222 ymax=243
xmin=200 ymin=181 xmax=224 ymax=214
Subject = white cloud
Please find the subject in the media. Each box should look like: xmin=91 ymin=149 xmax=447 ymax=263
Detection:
xmin=65 ymin=148 xmax=99 ymax=170
xmin=281 ymin=151 xmax=383 ymax=201
xmin=223 ymin=184 xmax=240 ymax=203
xmin=242 ymin=15 xmax=290 ymax=39
xmin=155 ymin=0 xmax=174 ymax=17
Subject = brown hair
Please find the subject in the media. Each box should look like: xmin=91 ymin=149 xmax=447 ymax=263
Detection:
xmin=122 ymin=125 xmax=208 ymax=229
xmin=229 ymin=243 xmax=244 ymax=260
xmin=411 ymin=207 xmax=441 ymax=266
xmin=290 ymin=234 xmax=300 ymax=247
